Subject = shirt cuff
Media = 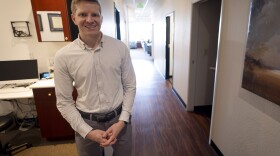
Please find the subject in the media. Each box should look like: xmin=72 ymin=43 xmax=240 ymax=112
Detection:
xmin=77 ymin=123 xmax=94 ymax=138
xmin=118 ymin=110 xmax=130 ymax=122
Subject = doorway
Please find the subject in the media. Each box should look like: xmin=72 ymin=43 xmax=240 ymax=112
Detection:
xmin=165 ymin=13 xmax=175 ymax=82
xmin=188 ymin=0 xmax=222 ymax=115
xmin=114 ymin=3 xmax=121 ymax=40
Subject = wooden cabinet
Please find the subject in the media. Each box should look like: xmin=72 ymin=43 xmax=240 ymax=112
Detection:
xmin=32 ymin=87 xmax=74 ymax=139
xmin=31 ymin=0 xmax=78 ymax=42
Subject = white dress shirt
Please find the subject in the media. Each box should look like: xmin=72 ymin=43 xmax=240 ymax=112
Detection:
xmin=54 ymin=34 xmax=136 ymax=138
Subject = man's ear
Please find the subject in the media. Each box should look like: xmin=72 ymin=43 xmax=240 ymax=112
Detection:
xmin=100 ymin=15 xmax=103 ymax=24
xmin=71 ymin=14 xmax=77 ymax=25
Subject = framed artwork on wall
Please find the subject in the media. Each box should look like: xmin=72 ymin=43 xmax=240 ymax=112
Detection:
xmin=242 ymin=0 xmax=280 ymax=106
xmin=37 ymin=14 xmax=43 ymax=31
xmin=47 ymin=13 xmax=63 ymax=31
xmin=10 ymin=21 xmax=32 ymax=37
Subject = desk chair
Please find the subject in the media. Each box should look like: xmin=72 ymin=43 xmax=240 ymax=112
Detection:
xmin=0 ymin=113 xmax=32 ymax=156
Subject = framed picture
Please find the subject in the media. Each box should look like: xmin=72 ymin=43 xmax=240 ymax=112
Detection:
xmin=10 ymin=21 xmax=31 ymax=37
xmin=37 ymin=14 xmax=43 ymax=31
xmin=242 ymin=0 xmax=280 ymax=106
xmin=47 ymin=13 xmax=63 ymax=31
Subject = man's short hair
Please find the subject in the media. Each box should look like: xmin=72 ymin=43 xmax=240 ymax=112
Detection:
xmin=71 ymin=0 xmax=101 ymax=14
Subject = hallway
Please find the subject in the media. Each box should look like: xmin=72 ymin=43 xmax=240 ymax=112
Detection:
xmin=130 ymin=49 xmax=217 ymax=156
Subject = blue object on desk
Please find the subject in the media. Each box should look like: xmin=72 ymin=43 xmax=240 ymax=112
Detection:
xmin=40 ymin=72 xmax=50 ymax=79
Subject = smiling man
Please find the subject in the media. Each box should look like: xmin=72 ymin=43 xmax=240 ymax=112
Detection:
xmin=54 ymin=0 xmax=136 ymax=156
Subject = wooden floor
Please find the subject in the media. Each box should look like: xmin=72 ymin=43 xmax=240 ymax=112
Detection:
xmin=130 ymin=49 xmax=217 ymax=156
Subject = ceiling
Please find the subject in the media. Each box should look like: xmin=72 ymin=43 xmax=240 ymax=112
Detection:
xmin=123 ymin=0 xmax=158 ymax=21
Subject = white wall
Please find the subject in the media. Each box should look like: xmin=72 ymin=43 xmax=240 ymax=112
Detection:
xmin=210 ymin=0 xmax=280 ymax=155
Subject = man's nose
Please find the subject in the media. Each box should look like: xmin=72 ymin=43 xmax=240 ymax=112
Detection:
xmin=86 ymin=16 xmax=94 ymax=22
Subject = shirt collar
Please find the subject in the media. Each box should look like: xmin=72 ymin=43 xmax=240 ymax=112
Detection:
xmin=76 ymin=33 xmax=104 ymax=51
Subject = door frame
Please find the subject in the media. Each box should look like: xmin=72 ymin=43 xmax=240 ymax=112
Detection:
xmin=187 ymin=0 xmax=222 ymax=111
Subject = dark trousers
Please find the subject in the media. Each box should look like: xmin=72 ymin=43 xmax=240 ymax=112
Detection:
xmin=75 ymin=115 xmax=132 ymax=156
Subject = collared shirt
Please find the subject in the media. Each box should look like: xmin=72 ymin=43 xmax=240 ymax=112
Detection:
xmin=54 ymin=34 xmax=136 ymax=138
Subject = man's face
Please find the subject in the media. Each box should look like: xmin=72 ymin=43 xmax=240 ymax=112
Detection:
xmin=71 ymin=1 xmax=103 ymax=38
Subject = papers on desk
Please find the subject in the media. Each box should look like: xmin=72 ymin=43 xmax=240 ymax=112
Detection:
xmin=0 ymin=79 xmax=55 ymax=100
xmin=0 ymin=87 xmax=33 ymax=99
xmin=0 ymin=87 xmax=31 ymax=94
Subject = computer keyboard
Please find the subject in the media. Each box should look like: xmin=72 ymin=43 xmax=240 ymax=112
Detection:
xmin=0 ymin=87 xmax=31 ymax=94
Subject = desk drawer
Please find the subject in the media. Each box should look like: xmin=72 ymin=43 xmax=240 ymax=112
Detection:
xmin=32 ymin=88 xmax=56 ymax=101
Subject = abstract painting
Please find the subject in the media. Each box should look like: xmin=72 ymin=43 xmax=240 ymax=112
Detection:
xmin=242 ymin=0 xmax=280 ymax=106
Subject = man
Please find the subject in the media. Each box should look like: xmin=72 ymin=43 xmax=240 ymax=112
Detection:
xmin=54 ymin=0 xmax=136 ymax=155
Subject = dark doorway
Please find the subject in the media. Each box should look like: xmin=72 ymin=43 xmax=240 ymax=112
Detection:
xmin=188 ymin=0 xmax=222 ymax=114
xmin=114 ymin=4 xmax=121 ymax=40
xmin=165 ymin=13 xmax=174 ymax=81
xmin=165 ymin=16 xmax=171 ymax=79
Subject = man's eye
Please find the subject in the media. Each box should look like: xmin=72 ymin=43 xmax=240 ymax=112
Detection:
xmin=79 ymin=13 xmax=87 ymax=17
xmin=92 ymin=13 xmax=100 ymax=17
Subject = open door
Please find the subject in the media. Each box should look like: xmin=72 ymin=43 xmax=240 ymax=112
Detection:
xmin=188 ymin=0 xmax=222 ymax=113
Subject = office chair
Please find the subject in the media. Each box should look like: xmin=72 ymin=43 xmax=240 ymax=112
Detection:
xmin=0 ymin=113 xmax=32 ymax=156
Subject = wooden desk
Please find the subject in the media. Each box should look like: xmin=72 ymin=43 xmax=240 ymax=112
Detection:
xmin=30 ymin=79 xmax=75 ymax=139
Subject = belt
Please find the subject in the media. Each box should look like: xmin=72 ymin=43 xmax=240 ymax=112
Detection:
xmin=79 ymin=105 xmax=122 ymax=122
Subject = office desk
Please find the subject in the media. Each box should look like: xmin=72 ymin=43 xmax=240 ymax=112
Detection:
xmin=0 ymin=88 xmax=33 ymax=100
xmin=0 ymin=80 xmax=74 ymax=140
xmin=29 ymin=79 xmax=55 ymax=89
xmin=29 ymin=79 xmax=74 ymax=139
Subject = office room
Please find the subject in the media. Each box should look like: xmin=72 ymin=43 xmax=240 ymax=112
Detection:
xmin=0 ymin=0 xmax=123 ymax=155
xmin=1 ymin=0 xmax=280 ymax=156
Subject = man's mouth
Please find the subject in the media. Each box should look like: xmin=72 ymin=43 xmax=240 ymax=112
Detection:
xmin=85 ymin=25 xmax=97 ymax=29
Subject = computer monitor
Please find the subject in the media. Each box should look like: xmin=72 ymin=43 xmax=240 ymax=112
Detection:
xmin=0 ymin=59 xmax=39 ymax=85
